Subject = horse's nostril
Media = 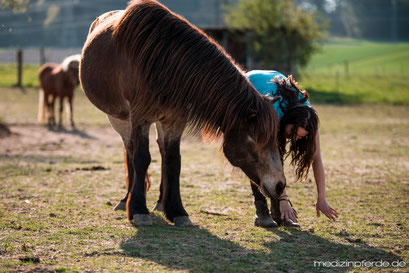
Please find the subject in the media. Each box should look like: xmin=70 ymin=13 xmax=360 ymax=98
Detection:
xmin=275 ymin=181 xmax=285 ymax=196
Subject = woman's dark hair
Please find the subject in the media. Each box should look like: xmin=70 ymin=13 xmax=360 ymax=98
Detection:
xmin=274 ymin=75 xmax=319 ymax=181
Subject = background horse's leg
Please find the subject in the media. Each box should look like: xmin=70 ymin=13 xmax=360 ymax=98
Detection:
xmin=67 ymin=95 xmax=75 ymax=129
xmin=58 ymin=96 xmax=64 ymax=129
xmin=251 ymin=181 xmax=277 ymax=227
xmin=127 ymin=122 xmax=152 ymax=226
xmin=155 ymin=122 xmax=192 ymax=227
xmin=46 ymin=94 xmax=56 ymax=128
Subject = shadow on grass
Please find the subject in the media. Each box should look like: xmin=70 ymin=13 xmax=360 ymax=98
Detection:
xmin=308 ymin=88 xmax=363 ymax=104
xmin=47 ymin=126 xmax=95 ymax=139
xmin=0 ymin=153 xmax=100 ymax=165
xmin=119 ymin=214 xmax=403 ymax=272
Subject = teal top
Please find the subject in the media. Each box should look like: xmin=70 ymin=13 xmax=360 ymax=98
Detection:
xmin=246 ymin=70 xmax=311 ymax=121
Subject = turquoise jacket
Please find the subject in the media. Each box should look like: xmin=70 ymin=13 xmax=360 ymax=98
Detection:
xmin=246 ymin=70 xmax=310 ymax=121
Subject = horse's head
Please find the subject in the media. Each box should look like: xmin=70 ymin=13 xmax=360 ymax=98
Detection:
xmin=222 ymin=96 xmax=285 ymax=199
xmin=61 ymin=54 xmax=81 ymax=86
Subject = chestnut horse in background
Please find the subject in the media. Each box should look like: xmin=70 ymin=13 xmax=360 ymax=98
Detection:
xmin=38 ymin=54 xmax=81 ymax=129
xmin=80 ymin=0 xmax=286 ymax=227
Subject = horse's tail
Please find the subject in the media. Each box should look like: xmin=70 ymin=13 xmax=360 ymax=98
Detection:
xmin=37 ymin=89 xmax=46 ymax=122
xmin=145 ymin=170 xmax=151 ymax=193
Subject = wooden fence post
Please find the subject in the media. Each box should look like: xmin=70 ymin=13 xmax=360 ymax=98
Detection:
xmin=40 ymin=47 xmax=46 ymax=65
xmin=344 ymin=60 xmax=349 ymax=79
xmin=16 ymin=49 xmax=23 ymax=87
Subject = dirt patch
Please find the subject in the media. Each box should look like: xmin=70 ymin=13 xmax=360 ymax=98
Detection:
xmin=0 ymin=123 xmax=121 ymax=156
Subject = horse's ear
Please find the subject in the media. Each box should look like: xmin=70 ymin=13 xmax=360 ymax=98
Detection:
xmin=265 ymin=96 xmax=281 ymax=104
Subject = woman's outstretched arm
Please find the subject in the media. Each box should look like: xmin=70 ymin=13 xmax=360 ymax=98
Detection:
xmin=312 ymin=130 xmax=339 ymax=221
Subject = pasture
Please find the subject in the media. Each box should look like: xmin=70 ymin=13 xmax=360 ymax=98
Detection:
xmin=299 ymin=39 xmax=409 ymax=104
xmin=0 ymin=85 xmax=408 ymax=272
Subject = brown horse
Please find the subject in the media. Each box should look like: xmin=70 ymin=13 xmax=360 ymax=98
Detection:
xmin=38 ymin=54 xmax=81 ymax=129
xmin=80 ymin=0 xmax=286 ymax=227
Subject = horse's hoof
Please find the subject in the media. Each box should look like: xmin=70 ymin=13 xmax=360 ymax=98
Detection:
xmin=133 ymin=214 xmax=152 ymax=226
xmin=114 ymin=201 xmax=126 ymax=211
xmin=153 ymin=202 xmax=163 ymax=212
xmin=254 ymin=215 xmax=278 ymax=227
xmin=174 ymin=216 xmax=193 ymax=227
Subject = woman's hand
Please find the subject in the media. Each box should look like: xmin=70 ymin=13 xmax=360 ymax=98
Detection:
xmin=279 ymin=200 xmax=298 ymax=223
xmin=316 ymin=197 xmax=338 ymax=221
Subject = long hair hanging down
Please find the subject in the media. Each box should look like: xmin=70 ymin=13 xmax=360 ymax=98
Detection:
xmin=113 ymin=0 xmax=278 ymax=148
xmin=275 ymin=76 xmax=319 ymax=180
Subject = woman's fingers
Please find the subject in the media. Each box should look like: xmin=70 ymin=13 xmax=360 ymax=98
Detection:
xmin=330 ymin=207 xmax=339 ymax=217
xmin=323 ymin=208 xmax=336 ymax=221
xmin=293 ymin=208 xmax=298 ymax=218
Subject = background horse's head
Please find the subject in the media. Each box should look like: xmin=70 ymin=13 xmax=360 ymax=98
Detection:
xmin=222 ymin=96 xmax=286 ymax=199
xmin=61 ymin=54 xmax=81 ymax=86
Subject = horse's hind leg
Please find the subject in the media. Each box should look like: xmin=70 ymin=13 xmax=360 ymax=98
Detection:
xmin=155 ymin=122 xmax=192 ymax=227
xmin=58 ymin=96 xmax=64 ymax=129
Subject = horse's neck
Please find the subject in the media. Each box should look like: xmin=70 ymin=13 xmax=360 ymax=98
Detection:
xmin=197 ymin=81 xmax=252 ymax=134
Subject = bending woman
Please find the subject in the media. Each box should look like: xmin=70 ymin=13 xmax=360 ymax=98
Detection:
xmin=247 ymin=70 xmax=338 ymax=227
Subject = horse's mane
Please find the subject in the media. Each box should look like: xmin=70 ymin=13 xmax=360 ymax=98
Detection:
xmin=61 ymin=54 xmax=81 ymax=71
xmin=113 ymin=0 xmax=277 ymax=148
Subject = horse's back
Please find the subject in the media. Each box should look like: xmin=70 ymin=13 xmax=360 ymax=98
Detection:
xmin=38 ymin=64 xmax=62 ymax=94
xmin=80 ymin=10 xmax=130 ymax=120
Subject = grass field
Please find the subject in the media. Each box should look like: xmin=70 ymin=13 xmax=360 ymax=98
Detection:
xmin=0 ymin=86 xmax=408 ymax=272
xmin=298 ymin=39 xmax=409 ymax=104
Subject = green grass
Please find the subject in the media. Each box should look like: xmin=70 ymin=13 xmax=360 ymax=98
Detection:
xmin=298 ymin=39 xmax=409 ymax=104
xmin=0 ymin=63 xmax=39 ymax=88
xmin=302 ymin=38 xmax=409 ymax=75
xmin=0 ymin=86 xmax=408 ymax=272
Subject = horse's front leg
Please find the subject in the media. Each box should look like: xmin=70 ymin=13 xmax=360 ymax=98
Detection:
xmin=46 ymin=94 xmax=56 ymax=128
xmin=127 ymin=122 xmax=152 ymax=226
xmin=251 ymin=181 xmax=277 ymax=227
xmin=155 ymin=122 xmax=192 ymax=226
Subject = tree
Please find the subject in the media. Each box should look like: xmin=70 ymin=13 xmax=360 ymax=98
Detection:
xmin=0 ymin=0 xmax=30 ymax=13
xmin=224 ymin=0 xmax=326 ymax=74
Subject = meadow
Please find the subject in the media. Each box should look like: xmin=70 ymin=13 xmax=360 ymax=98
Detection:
xmin=0 ymin=88 xmax=408 ymax=272
xmin=0 ymin=39 xmax=408 ymax=272
xmin=299 ymin=39 xmax=409 ymax=104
